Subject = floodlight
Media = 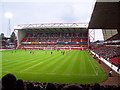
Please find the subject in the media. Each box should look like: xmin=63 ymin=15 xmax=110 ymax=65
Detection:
xmin=5 ymin=12 xmax=13 ymax=36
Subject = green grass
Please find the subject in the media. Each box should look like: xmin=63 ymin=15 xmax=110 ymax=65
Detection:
xmin=1 ymin=50 xmax=107 ymax=84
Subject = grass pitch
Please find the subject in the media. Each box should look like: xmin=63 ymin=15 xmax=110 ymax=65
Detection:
xmin=1 ymin=50 xmax=107 ymax=84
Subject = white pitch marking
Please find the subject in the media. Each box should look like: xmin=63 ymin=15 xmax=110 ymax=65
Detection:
xmin=20 ymin=61 xmax=45 ymax=72
xmin=20 ymin=54 xmax=60 ymax=72
xmin=85 ymin=51 xmax=97 ymax=75
xmin=3 ymin=71 xmax=98 ymax=76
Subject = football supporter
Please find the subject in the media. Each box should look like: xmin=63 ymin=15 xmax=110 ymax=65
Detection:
xmin=2 ymin=73 xmax=17 ymax=90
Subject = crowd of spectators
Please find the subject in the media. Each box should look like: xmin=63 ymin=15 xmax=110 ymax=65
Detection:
xmin=92 ymin=46 xmax=120 ymax=60
xmin=21 ymin=33 xmax=88 ymax=42
xmin=19 ymin=32 xmax=88 ymax=50
xmin=91 ymin=46 xmax=120 ymax=66
xmin=1 ymin=73 xmax=120 ymax=90
xmin=25 ymin=33 xmax=87 ymax=38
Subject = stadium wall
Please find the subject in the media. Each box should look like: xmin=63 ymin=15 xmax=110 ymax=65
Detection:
xmin=18 ymin=30 xmax=26 ymax=46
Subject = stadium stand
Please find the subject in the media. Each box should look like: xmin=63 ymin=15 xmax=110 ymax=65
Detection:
xmin=18 ymin=32 xmax=88 ymax=50
xmin=20 ymin=33 xmax=87 ymax=42
xmin=109 ymin=56 xmax=120 ymax=66
xmin=92 ymin=46 xmax=120 ymax=66
xmin=1 ymin=0 xmax=120 ymax=89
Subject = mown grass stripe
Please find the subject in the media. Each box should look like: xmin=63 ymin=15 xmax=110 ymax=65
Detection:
xmin=46 ymin=55 xmax=70 ymax=74
xmin=2 ymin=50 xmax=107 ymax=84
xmin=20 ymin=54 xmax=61 ymax=72
xmin=3 ymin=52 xmax=60 ymax=69
xmin=50 ymin=52 xmax=75 ymax=74
xmin=36 ymin=55 xmax=67 ymax=73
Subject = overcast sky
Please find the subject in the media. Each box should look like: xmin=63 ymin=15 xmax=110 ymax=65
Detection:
xmin=0 ymin=0 xmax=104 ymax=41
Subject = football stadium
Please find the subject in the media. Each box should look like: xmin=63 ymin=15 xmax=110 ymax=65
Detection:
xmin=2 ymin=23 xmax=108 ymax=84
xmin=1 ymin=1 xmax=120 ymax=90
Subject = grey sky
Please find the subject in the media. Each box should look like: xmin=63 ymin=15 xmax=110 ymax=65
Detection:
xmin=0 ymin=0 xmax=104 ymax=41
